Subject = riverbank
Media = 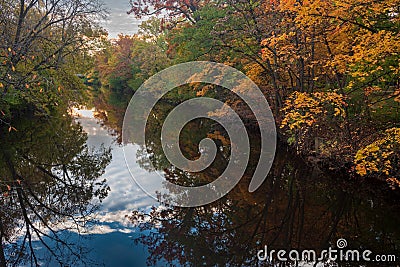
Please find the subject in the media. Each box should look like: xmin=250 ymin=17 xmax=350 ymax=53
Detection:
xmin=88 ymin=85 xmax=400 ymax=194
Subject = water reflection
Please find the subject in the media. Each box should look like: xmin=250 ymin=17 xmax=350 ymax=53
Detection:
xmin=5 ymin=98 xmax=397 ymax=266
xmin=118 ymin=101 xmax=400 ymax=266
xmin=0 ymin=110 xmax=111 ymax=266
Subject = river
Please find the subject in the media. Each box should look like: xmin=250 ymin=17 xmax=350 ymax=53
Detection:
xmin=3 ymin=106 xmax=400 ymax=266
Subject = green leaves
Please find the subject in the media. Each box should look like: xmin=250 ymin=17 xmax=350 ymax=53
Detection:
xmin=0 ymin=0 xmax=105 ymax=124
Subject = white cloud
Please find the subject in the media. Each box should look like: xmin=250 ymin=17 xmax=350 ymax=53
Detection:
xmin=99 ymin=0 xmax=143 ymax=38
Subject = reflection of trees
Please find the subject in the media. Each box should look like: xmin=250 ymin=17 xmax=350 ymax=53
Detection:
xmin=92 ymin=88 xmax=128 ymax=144
xmin=128 ymin=113 xmax=400 ymax=266
xmin=137 ymin=101 xmax=229 ymax=172
xmin=92 ymin=95 xmax=400 ymax=265
xmin=0 ymin=111 xmax=111 ymax=266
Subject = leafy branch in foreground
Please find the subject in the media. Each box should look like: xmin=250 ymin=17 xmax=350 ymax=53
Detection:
xmin=0 ymin=0 xmax=107 ymax=127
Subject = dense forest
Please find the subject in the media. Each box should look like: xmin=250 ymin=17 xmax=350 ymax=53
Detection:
xmin=90 ymin=0 xmax=400 ymax=189
xmin=1 ymin=0 xmax=400 ymax=266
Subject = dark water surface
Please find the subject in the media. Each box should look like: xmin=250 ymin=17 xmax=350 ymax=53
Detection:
xmin=2 ymin=107 xmax=400 ymax=266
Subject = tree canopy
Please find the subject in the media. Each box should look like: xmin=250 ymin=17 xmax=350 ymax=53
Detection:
xmin=91 ymin=0 xmax=400 ymax=189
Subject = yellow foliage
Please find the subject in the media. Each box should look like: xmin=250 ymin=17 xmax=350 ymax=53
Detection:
xmin=387 ymin=177 xmax=400 ymax=190
xmin=243 ymin=63 xmax=265 ymax=86
xmin=354 ymin=128 xmax=400 ymax=182
xmin=207 ymin=131 xmax=230 ymax=146
xmin=280 ymin=91 xmax=346 ymax=131
xmin=394 ymin=89 xmax=400 ymax=103
xmin=196 ymin=84 xmax=214 ymax=97
xmin=263 ymin=0 xmax=400 ymax=97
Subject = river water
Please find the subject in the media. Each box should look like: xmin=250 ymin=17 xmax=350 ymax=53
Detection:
xmin=6 ymin=107 xmax=399 ymax=266
xmin=36 ymin=108 xmax=164 ymax=266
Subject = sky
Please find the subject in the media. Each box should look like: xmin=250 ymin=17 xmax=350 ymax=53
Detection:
xmin=100 ymin=0 xmax=142 ymax=38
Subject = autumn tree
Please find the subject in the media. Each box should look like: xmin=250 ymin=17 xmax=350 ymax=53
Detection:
xmin=275 ymin=0 xmax=399 ymax=183
xmin=0 ymin=0 xmax=106 ymax=128
xmin=95 ymin=35 xmax=136 ymax=94
xmin=127 ymin=0 xmax=210 ymax=24
xmin=121 ymin=0 xmax=400 ymax=184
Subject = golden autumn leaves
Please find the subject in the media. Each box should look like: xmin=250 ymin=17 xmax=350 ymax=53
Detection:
xmin=354 ymin=128 xmax=400 ymax=189
xmin=280 ymin=91 xmax=347 ymax=131
xmin=280 ymin=91 xmax=400 ymax=189
xmin=259 ymin=0 xmax=400 ymax=188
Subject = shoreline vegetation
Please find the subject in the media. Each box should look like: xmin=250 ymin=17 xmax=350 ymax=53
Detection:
xmin=0 ymin=1 xmax=399 ymax=265
xmin=88 ymin=1 xmax=400 ymax=191
xmin=1 ymin=0 xmax=399 ymax=191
